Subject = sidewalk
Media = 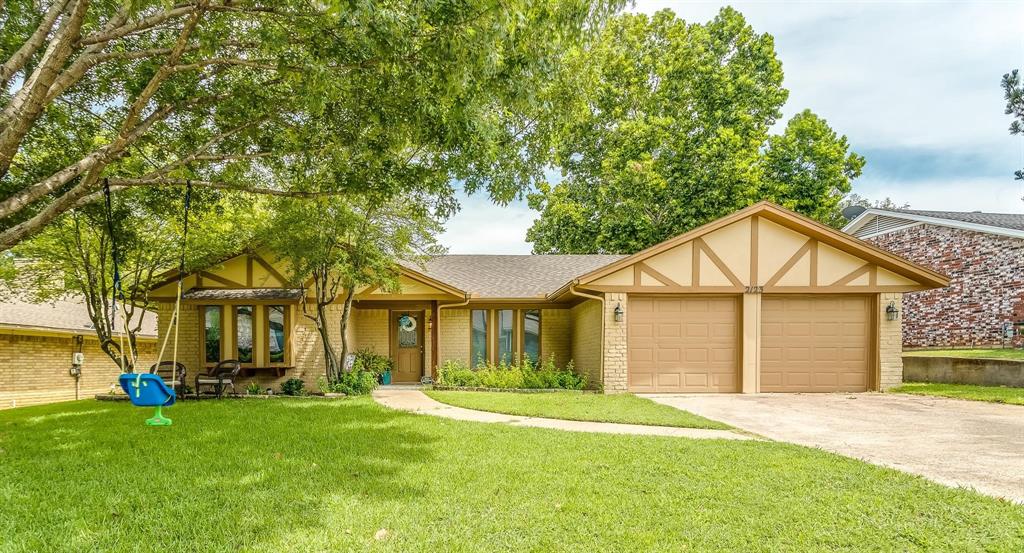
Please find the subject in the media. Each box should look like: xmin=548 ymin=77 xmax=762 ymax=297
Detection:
xmin=372 ymin=389 xmax=752 ymax=440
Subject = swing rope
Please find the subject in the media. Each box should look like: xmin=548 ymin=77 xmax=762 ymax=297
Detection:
xmin=153 ymin=181 xmax=192 ymax=395
xmin=102 ymin=178 xmax=136 ymax=374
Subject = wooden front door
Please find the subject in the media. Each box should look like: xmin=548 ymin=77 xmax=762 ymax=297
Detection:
xmin=391 ymin=311 xmax=424 ymax=383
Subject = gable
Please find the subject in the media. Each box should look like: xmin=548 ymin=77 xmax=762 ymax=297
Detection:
xmin=575 ymin=202 xmax=949 ymax=294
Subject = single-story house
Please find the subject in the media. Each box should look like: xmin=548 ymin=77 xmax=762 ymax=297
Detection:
xmin=150 ymin=202 xmax=948 ymax=394
xmin=843 ymin=206 xmax=1024 ymax=348
xmin=0 ymin=297 xmax=157 ymax=409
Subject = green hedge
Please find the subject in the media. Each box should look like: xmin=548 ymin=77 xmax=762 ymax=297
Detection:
xmin=436 ymin=355 xmax=586 ymax=390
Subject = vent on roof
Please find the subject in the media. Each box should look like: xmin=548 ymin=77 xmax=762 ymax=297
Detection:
xmin=852 ymin=215 xmax=917 ymax=238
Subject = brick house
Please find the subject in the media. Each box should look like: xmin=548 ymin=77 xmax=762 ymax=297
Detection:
xmin=843 ymin=207 xmax=1024 ymax=348
xmin=0 ymin=297 xmax=157 ymax=409
xmin=149 ymin=202 xmax=945 ymax=395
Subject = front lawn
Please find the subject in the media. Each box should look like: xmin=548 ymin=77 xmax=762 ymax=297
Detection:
xmin=904 ymin=348 xmax=1024 ymax=360
xmin=893 ymin=382 xmax=1024 ymax=406
xmin=426 ymin=390 xmax=729 ymax=430
xmin=1 ymin=399 xmax=1023 ymax=551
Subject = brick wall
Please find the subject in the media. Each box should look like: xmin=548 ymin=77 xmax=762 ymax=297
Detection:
xmin=570 ymin=299 xmax=602 ymax=388
xmin=1 ymin=331 xmax=157 ymax=410
xmin=541 ymin=308 xmax=571 ymax=369
xmin=867 ymin=224 xmax=1024 ymax=347
xmin=438 ymin=308 xmax=470 ymax=366
xmin=879 ymin=293 xmax=903 ymax=390
xmin=601 ymin=293 xmax=628 ymax=393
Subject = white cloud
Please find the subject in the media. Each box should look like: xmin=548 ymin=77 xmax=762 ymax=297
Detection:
xmin=438 ymin=192 xmax=536 ymax=254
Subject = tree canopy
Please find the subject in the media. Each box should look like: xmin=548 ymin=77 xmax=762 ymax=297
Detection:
xmin=1003 ymin=68 xmax=1024 ymax=182
xmin=526 ymin=9 xmax=864 ymax=254
xmin=0 ymin=0 xmax=621 ymax=250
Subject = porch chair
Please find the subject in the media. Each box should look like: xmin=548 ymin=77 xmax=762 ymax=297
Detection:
xmin=149 ymin=361 xmax=187 ymax=399
xmin=194 ymin=359 xmax=242 ymax=398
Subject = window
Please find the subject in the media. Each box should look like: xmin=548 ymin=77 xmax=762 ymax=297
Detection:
xmin=267 ymin=305 xmax=287 ymax=364
xmin=203 ymin=306 xmax=222 ymax=364
xmin=471 ymin=310 xmax=488 ymax=367
xmin=497 ymin=309 xmax=515 ymax=364
xmin=523 ymin=309 xmax=541 ymax=365
xmin=236 ymin=305 xmax=254 ymax=363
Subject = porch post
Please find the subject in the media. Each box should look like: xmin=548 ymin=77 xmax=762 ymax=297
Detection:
xmin=431 ymin=300 xmax=439 ymax=378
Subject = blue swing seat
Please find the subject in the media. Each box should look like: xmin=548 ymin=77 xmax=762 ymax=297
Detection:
xmin=119 ymin=373 xmax=176 ymax=407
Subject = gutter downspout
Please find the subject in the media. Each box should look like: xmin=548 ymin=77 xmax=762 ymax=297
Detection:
xmin=436 ymin=294 xmax=471 ymax=375
xmin=567 ymin=282 xmax=605 ymax=390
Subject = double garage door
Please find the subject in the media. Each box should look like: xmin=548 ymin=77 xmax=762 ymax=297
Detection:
xmin=627 ymin=295 xmax=871 ymax=393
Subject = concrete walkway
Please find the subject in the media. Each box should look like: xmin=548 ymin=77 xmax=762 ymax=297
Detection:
xmin=647 ymin=393 xmax=1024 ymax=503
xmin=372 ymin=389 xmax=751 ymax=440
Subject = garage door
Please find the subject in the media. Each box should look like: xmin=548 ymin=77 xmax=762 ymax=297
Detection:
xmin=761 ymin=295 xmax=871 ymax=392
xmin=628 ymin=296 xmax=739 ymax=393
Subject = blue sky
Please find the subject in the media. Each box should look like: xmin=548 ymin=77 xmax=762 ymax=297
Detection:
xmin=439 ymin=0 xmax=1024 ymax=254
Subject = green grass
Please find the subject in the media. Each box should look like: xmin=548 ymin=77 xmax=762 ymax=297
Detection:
xmin=893 ymin=382 xmax=1024 ymax=406
xmin=904 ymin=348 xmax=1024 ymax=360
xmin=425 ymin=390 xmax=730 ymax=430
xmin=1 ymin=399 xmax=1023 ymax=551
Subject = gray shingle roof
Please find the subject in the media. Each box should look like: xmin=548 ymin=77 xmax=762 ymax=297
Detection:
xmin=0 ymin=297 xmax=157 ymax=337
xmin=894 ymin=209 xmax=1024 ymax=232
xmin=182 ymin=288 xmax=304 ymax=301
xmin=411 ymin=255 xmax=627 ymax=298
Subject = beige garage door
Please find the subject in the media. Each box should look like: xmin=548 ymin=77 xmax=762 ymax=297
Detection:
xmin=761 ymin=295 xmax=872 ymax=393
xmin=627 ymin=296 xmax=739 ymax=393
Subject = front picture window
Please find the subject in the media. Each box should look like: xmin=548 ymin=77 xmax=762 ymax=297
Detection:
xmin=268 ymin=305 xmax=286 ymax=364
xmin=236 ymin=305 xmax=254 ymax=363
xmin=497 ymin=309 xmax=514 ymax=365
xmin=523 ymin=310 xmax=541 ymax=364
xmin=471 ymin=310 xmax=488 ymax=367
xmin=204 ymin=306 xmax=221 ymax=363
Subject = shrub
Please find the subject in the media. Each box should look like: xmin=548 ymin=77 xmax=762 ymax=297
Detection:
xmin=352 ymin=349 xmax=393 ymax=375
xmin=318 ymin=371 xmax=378 ymax=396
xmin=281 ymin=377 xmax=306 ymax=396
xmin=245 ymin=382 xmax=262 ymax=395
xmin=436 ymin=355 xmax=586 ymax=390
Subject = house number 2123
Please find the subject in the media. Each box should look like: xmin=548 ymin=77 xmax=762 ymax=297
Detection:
xmin=744 ymin=286 xmax=764 ymax=294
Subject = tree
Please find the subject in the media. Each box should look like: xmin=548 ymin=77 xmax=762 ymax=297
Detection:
xmin=526 ymin=9 xmax=863 ymax=254
xmin=9 ymin=187 xmax=264 ymax=371
xmin=1003 ymin=69 xmax=1024 ymax=181
xmin=0 ymin=0 xmax=622 ymax=251
xmin=268 ymin=194 xmax=442 ymax=382
xmin=839 ymin=194 xmax=909 ymax=212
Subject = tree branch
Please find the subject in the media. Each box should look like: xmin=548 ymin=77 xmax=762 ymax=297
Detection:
xmin=0 ymin=0 xmax=71 ymax=87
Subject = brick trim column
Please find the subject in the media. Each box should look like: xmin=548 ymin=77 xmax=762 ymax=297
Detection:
xmin=879 ymin=292 xmax=904 ymax=390
xmin=602 ymin=292 xmax=628 ymax=393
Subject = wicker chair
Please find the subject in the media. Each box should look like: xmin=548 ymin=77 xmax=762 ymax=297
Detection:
xmin=149 ymin=361 xmax=187 ymax=398
xmin=194 ymin=360 xmax=242 ymax=398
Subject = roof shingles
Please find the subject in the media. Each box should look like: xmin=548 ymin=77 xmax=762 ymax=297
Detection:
xmin=409 ymin=255 xmax=626 ymax=298
xmin=894 ymin=209 xmax=1024 ymax=232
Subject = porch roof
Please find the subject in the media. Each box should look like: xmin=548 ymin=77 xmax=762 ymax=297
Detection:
xmin=181 ymin=288 xmax=305 ymax=302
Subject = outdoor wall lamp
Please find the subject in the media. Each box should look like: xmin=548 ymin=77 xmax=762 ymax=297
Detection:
xmin=613 ymin=302 xmax=624 ymax=323
xmin=885 ymin=301 xmax=899 ymax=321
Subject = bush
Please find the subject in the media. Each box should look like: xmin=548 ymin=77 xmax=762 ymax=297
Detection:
xmin=318 ymin=370 xmax=378 ymax=396
xmin=245 ymin=382 xmax=262 ymax=395
xmin=281 ymin=377 xmax=306 ymax=396
xmin=436 ymin=355 xmax=586 ymax=390
xmin=352 ymin=349 xmax=392 ymax=375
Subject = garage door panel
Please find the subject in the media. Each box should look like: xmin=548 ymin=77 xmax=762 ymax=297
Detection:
xmin=628 ymin=296 xmax=739 ymax=393
xmin=761 ymin=295 xmax=871 ymax=393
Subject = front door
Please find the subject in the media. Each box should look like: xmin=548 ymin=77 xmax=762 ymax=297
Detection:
xmin=391 ymin=311 xmax=424 ymax=383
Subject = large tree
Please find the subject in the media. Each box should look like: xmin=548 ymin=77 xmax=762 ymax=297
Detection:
xmin=1003 ymin=68 xmax=1024 ymax=182
xmin=0 ymin=0 xmax=621 ymax=250
xmin=526 ymin=9 xmax=863 ymax=254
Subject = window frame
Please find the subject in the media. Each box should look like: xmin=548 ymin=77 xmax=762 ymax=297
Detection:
xmin=264 ymin=304 xmax=290 ymax=366
xmin=520 ymin=309 xmax=542 ymax=365
xmin=470 ymin=309 xmax=489 ymax=368
xmin=201 ymin=305 xmax=224 ymax=368
xmin=232 ymin=304 xmax=256 ymax=367
xmin=468 ymin=308 xmax=542 ymax=366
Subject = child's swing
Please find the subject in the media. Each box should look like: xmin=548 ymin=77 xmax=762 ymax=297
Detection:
xmin=111 ymin=179 xmax=192 ymax=426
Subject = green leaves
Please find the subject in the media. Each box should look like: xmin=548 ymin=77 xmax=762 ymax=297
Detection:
xmin=528 ymin=8 xmax=863 ymax=254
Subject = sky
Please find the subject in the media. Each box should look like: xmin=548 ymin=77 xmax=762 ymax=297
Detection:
xmin=438 ymin=0 xmax=1024 ymax=254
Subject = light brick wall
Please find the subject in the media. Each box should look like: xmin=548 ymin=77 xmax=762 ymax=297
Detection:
xmin=541 ymin=308 xmax=571 ymax=369
xmin=439 ymin=308 xmax=470 ymax=366
xmin=156 ymin=302 xmax=201 ymax=377
xmin=601 ymin=293 xmax=628 ymax=393
xmin=570 ymin=299 xmax=602 ymax=388
xmin=879 ymin=292 xmax=904 ymax=390
xmin=352 ymin=308 xmax=389 ymax=355
xmin=1 ymin=331 xmax=157 ymax=410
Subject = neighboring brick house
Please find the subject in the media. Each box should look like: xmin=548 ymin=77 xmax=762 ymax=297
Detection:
xmin=0 ymin=298 xmax=157 ymax=409
xmin=843 ymin=207 xmax=1024 ymax=348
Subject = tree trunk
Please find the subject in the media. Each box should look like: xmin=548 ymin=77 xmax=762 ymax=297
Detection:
xmin=314 ymin=302 xmax=339 ymax=382
xmin=338 ymin=287 xmax=356 ymax=375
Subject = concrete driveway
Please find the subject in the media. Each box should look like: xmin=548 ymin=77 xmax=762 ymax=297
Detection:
xmin=646 ymin=393 xmax=1024 ymax=503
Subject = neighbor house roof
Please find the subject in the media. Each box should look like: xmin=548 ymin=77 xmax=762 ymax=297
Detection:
xmin=411 ymin=254 xmax=627 ymax=298
xmin=0 ymin=296 xmax=158 ymax=337
xmin=843 ymin=207 xmax=1024 ymax=240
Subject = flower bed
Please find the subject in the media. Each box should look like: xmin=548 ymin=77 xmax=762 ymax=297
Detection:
xmin=436 ymin=356 xmax=588 ymax=390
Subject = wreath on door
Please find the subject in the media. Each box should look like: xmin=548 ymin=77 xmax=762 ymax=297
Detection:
xmin=398 ymin=314 xmax=417 ymax=332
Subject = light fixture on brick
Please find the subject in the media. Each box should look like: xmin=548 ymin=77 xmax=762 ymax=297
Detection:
xmin=885 ymin=301 xmax=900 ymax=321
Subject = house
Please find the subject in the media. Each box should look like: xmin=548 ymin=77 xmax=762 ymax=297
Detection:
xmin=0 ymin=297 xmax=158 ymax=409
xmin=843 ymin=206 xmax=1024 ymax=348
xmin=149 ymin=202 xmax=947 ymax=394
